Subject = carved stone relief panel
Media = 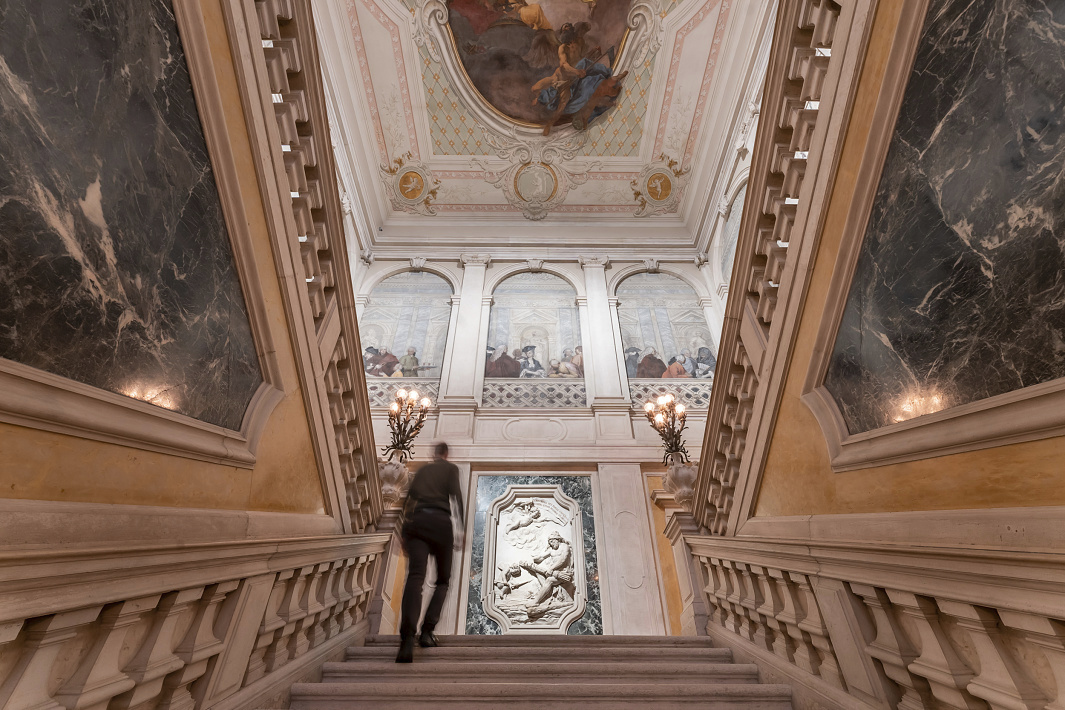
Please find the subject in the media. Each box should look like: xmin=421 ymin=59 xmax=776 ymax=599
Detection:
xmin=466 ymin=474 xmax=600 ymax=634
xmin=480 ymin=485 xmax=587 ymax=634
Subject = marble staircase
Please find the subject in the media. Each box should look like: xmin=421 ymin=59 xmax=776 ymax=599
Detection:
xmin=288 ymin=635 xmax=794 ymax=708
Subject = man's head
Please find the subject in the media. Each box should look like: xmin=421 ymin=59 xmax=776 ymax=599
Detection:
xmin=547 ymin=531 xmax=563 ymax=548
xmin=575 ymin=346 xmax=583 ymax=354
xmin=434 ymin=442 xmax=449 ymax=460
xmin=407 ymin=347 xmax=416 ymax=356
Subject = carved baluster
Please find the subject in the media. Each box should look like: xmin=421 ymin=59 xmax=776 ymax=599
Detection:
xmin=263 ymin=569 xmax=305 ymax=673
xmin=110 ymin=587 xmax=205 ymax=710
xmin=283 ymin=567 xmax=316 ymax=664
xmin=0 ymin=608 xmax=102 ymax=710
xmin=736 ymin=564 xmax=767 ymax=648
xmin=998 ymin=611 xmax=1065 ymax=710
xmin=159 ymin=580 xmax=238 ymax=709
xmin=885 ymin=590 xmax=984 ymax=710
xmin=56 ymin=596 xmax=161 ymax=710
xmin=772 ymin=570 xmax=818 ymax=677
xmin=850 ymin=584 xmax=934 ymax=710
xmin=792 ymin=573 xmax=845 ymax=690
xmin=752 ymin=566 xmax=785 ymax=656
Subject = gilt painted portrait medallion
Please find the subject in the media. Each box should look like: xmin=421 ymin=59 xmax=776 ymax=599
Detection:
xmin=446 ymin=0 xmax=633 ymax=132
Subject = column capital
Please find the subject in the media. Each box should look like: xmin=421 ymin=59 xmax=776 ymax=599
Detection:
xmin=460 ymin=253 xmax=492 ymax=268
xmin=481 ymin=296 xmax=494 ymax=307
xmin=578 ymin=255 xmax=610 ymax=269
xmin=449 ymin=295 xmax=461 ymax=306
xmin=698 ymin=297 xmax=716 ymax=308
xmin=355 ymin=295 xmax=369 ymax=306
xmin=575 ymin=297 xmax=589 ymax=308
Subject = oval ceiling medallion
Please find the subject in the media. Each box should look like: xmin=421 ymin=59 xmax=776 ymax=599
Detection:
xmin=446 ymin=0 xmax=633 ymax=133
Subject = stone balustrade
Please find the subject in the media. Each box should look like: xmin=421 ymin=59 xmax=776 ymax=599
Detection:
xmin=481 ymin=379 xmax=589 ymax=408
xmin=0 ymin=535 xmax=387 ymax=710
xmin=687 ymin=535 xmax=1065 ymax=710
xmin=691 ymin=0 xmax=842 ymax=534
xmin=252 ymin=0 xmax=380 ymax=532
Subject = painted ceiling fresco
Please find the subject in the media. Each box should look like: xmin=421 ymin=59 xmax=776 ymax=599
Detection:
xmin=320 ymin=0 xmax=771 ymax=231
xmin=447 ymin=0 xmax=632 ymax=131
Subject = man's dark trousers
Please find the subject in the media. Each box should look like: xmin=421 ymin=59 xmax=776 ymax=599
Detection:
xmin=400 ymin=508 xmax=453 ymax=639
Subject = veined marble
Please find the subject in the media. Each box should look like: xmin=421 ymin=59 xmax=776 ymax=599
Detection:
xmin=825 ymin=0 xmax=1065 ymax=433
xmin=466 ymin=475 xmax=602 ymax=635
xmin=0 ymin=0 xmax=262 ymax=430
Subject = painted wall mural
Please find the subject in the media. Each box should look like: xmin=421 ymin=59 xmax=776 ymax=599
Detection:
xmin=0 ymin=0 xmax=262 ymax=430
xmin=486 ymin=272 xmax=583 ymax=378
xmin=447 ymin=0 xmax=631 ymax=132
xmin=616 ymin=273 xmax=715 ymax=379
xmin=359 ymin=272 xmax=452 ymax=378
xmin=824 ymin=0 xmax=1065 ymax=434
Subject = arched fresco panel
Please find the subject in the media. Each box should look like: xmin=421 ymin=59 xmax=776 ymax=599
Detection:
xmin=359 ymin=272 xmax=452 ymax=380
xmin=617 ymin=273 xmax=715 ymax=379
xmin=486 ymin=272 xmax=583 ymax=379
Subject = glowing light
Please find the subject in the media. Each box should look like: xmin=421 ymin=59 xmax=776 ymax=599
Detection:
xmin=656 ymin=395 xmax=667 ymax=406
xmin=390 ymin=402 xmax=400 ymax=413
xmin=654 ymin=413 xmax=665 ymax=425
xmin=420 ymin=398 xmax=431 ymax=408
xmin=675 ymin=403 xmax=685 ymax=415
xmin=664 ymin=393 xmax=675 ymax=403
xmin=644 ymin=402 xmax=655 ymax=412
xmin=892 ymin=389 xmax=947 ymax=423
xmin=408 ymin=390 xmax=419 ymax=401
xmin=396 ymin=389 xmax=407 ymax=400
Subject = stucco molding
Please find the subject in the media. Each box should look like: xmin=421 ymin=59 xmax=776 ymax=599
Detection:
xmin=796 ymin=0 xmax=1065 ymax=473
xmin=0 ymin=0 xmax=287 ymax=469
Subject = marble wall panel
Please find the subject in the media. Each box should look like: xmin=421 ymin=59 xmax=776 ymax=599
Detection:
xmin=465 ymin=475 xmax=603 ymax=635
xmin=825 ymin=0 xmax=1065 ymax=433
xmin=0 ymin=0 xmax=262 ymax=430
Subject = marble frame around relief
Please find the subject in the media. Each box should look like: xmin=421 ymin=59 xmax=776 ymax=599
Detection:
xmin=0 ymin=0 xmax=286 ymax=468
xmin=800 ymin=0 xmax=1065 ymax=473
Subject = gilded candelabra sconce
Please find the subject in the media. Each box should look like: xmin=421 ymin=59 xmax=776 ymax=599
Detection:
xmin=644 ymin=393 xmax=689 ymax=464
xmin=382 ymin=388 xmax=433 ymax=462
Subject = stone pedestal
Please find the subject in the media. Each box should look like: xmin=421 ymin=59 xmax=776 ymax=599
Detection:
xmin=367 ymin=508 xmax=404 ymax=636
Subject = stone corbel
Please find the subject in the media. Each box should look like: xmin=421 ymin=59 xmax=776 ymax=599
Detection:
xmin=409 ymin=257 xmax=427 ymax=271
xmin=578 ymin=256 xmax=610 ymax=270
xmin=460 ymin=254 xmax=492 ymax=268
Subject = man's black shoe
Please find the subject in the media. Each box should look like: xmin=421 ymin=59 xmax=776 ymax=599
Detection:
xmin=418 ymin=630 xmax=439 ymax=648
xmin=396 ymin=636 xmax=414 ymax=663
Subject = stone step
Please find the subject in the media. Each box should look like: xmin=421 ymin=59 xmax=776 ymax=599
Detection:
xmin=289 ymin=681 xmax=794 ymax=709
xmin=321 ymin=660 xmax=761 ymax=684
xmin=346 ymin=644 xmax=734 ymax=663
xmin=365 ymin=634 xmax=716 ymax=648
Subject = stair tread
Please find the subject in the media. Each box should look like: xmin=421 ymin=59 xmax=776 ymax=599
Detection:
xmin=365 ymin=634 xmax=715 ymax=647
xmin=292 ymin=681 xmax=793 ymax=698
xmin=324 ymin=660 xmax=757 ymax=674
xmin=348 ymin=646 xmax=733 ymax=660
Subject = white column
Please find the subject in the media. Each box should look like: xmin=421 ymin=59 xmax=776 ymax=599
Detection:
xmin=699 ymin=295 xmax=724 ymax=351
xmin=596 ymin=463 xmax=667 ymax=635
xmin=435 ymin=255 xmax=490 ymax=441
xmin=579 ymin=257 xmax=632 ymax=439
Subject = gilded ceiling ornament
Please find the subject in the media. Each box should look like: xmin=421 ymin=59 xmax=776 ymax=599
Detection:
xmin=379 ymin=151 xmax=440 ymax=216
xmin=474 ymin=127 xmax=599 ymax=220
xmin=631 ymin=154 xmax=690 ymax=217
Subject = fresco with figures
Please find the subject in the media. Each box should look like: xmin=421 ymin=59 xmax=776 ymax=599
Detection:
xmin=616 ymin=273 xmax=716 ymax=379
xmin=447 ymin=0 xmax=631 ymax=133
xmin=486 ymin=272 xmax=583 ymax=379
xmin=359 ymin=272 xmax=452 ymax=378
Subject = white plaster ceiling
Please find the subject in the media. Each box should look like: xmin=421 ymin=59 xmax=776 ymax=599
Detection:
xmin=313 ymin=0 xmax=774 ymax=257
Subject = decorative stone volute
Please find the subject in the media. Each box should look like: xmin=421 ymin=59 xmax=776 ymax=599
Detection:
xmin=663 ymin=458 xmax=698 ymax=513
xmin=378 ymin=459 xmax=411 ymax=509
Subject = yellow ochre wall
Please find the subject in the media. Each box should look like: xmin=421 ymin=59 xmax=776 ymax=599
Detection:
xmin=753 ymin=0 xmax=1065 ymax=518
xmin=0 ymin=0 xmax=326 ymax=515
